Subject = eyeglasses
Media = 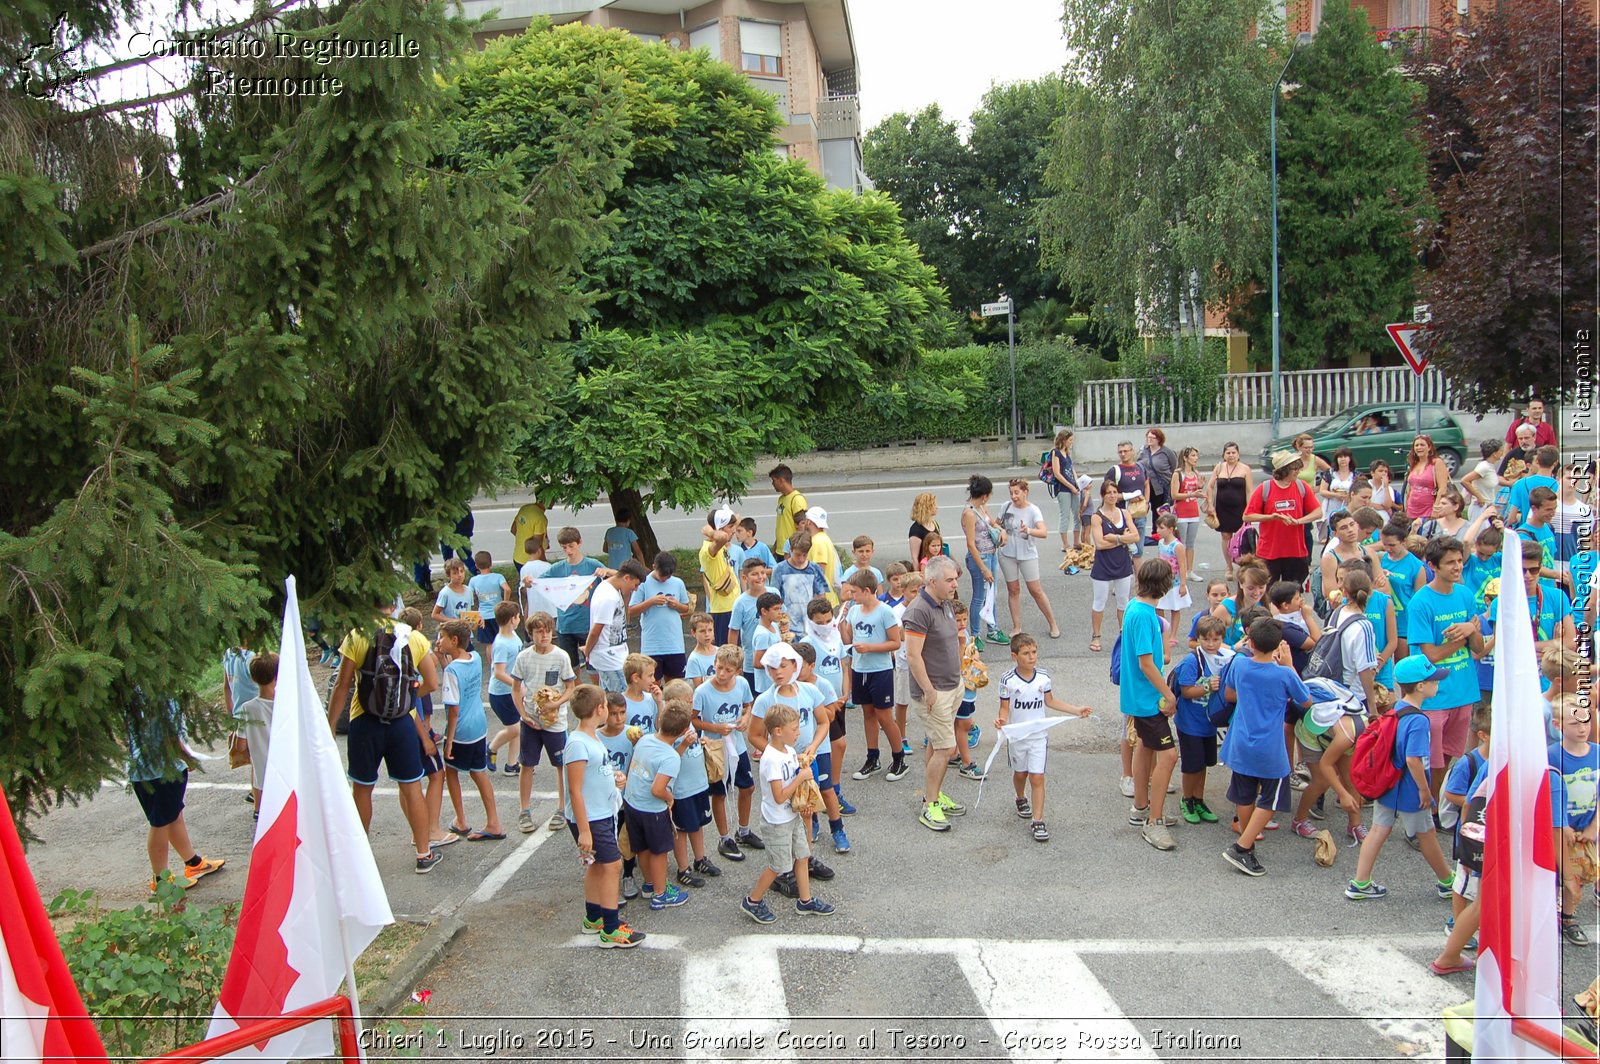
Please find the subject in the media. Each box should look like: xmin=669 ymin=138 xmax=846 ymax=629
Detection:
xmin=1523 ymin=565 xmax=1544 ymax=574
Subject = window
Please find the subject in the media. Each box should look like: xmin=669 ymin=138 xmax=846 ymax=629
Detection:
xmin=773 ymin=144 xmax=790 ymax=159
xmin=739 ymin=19 xmax=782 ymax=76
xmin=631 ymin=31 xmax=662 ymax=44
xmin=688 ymin=22 xmax=719 ymax=59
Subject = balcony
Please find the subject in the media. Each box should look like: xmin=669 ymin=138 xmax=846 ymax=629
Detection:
xmin=815 ymin=93 xmax=859 ymax=141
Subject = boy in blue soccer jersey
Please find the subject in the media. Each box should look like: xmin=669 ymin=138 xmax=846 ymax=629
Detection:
xmin=437 ymin=619 xmax=505 ymax=842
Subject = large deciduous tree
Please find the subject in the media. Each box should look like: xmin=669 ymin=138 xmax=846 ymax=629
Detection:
xmin=1041 ymin=0 xmax=1277 ymax=356
xmin=1237 ymin=0 xmax=1432 ymax=369
xmin=0 ymin=0 xmax=625 ymax=824
xmin=452 ymin=23 xmax=948 ymax=558
xmin=1417 ymin=2 xmax=1597 ymax=412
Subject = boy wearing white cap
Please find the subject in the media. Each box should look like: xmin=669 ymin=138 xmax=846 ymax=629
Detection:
xmin=798 ymin=506 xmax=842 ymax=605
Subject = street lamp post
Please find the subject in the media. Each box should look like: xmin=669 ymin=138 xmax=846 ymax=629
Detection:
xmin=1270 ymin=31 xmax=1314 ymax=439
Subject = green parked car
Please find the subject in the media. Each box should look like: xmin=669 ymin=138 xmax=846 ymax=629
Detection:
xmin=1261 ymin=402 xmax=1468 ymax=478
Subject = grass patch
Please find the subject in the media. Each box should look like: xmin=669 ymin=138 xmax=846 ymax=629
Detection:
xmin=354 ymin=918 xmax=431 ymax=1000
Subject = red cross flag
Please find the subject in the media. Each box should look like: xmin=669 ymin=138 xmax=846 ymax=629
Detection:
xmin=207 ymin=576 xmax=393 ymax=1059
xmin=0 ymin=785 xmax=109 ymax=1064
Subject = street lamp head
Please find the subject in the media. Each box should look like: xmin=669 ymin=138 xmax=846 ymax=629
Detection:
xmin=1295 ymin=31 xmax=1313 ymax=46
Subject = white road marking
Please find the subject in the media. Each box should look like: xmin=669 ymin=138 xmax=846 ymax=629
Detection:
xmin=681 ymin=938 xmax=798 ymax=1060
xmin=1269 ymin=940 xmax=1462 ymax=1059
xmin=468 ymin=818 xmax=563 ymax=904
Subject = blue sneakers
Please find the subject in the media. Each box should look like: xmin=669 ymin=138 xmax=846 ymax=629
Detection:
xmin=832 ymin=827 xmax=851 ymax=853
xmin=968 ymin=724 xmax=981 ymax=749
xmin=837 ymin=795 xmax=857 ymax=816
xmin=796 ymin=897 xmax=835 ymax=916
xmin=741 ymin=895 xmax=776 ymax=924
xmin=649 ymin=884 xmax=690 ymax=910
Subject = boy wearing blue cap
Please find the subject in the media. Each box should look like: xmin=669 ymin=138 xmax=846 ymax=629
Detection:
xmin=1346 ymin=654 xmax=1456 ymax=901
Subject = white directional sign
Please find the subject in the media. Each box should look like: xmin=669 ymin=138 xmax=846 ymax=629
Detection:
xmin=981 ymin=300 xmax=1013 ymax=317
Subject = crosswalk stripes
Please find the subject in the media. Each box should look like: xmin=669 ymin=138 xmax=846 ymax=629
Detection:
xmin=564 ymin=932 xmax=1453 ymax=1060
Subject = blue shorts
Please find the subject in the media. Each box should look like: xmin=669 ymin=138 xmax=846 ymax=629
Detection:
xmin=708 ymin=751 xmax=754 ymax=796
xmin=653 ymin=653 xmax=687 ymax=682
xmin=1226 ymin=772 xmax=1291 ymax=812
xmin=477 ymin=619 xmax=497 ymax=645
xmin=420 ymin=728 xmax=444 ymax=776
xmin=569 ymin=815 xmax=622 ymax=865
xmin=444 ymin=735 xmax=489 ymax=775
xmin=671 ymin=790 xmax=712 ymax=833
xmin=810 ymin=750 xmax=835 ymax=789
xmin=347 ymin=714 xmax=426 ymax=786
xmin=622 ymin=802 xmax=675 ymax=855
xmin=956 ymin=699 xmax=977 ymax=720
xmin=852 ymin=669 xmax=895 ymax=710
xmin=518 ymin=723 xmax=566 ymax=767
xmin=132 ymin=771 xmax=187 ymax=828
xmin=488 ymin=692 xmax=520 ymax=727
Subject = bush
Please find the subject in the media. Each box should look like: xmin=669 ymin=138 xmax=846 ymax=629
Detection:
xmin=1115 ymin=338 xmax=1228 ymax=423
xmin=50 ymin=879 xmax=234 ymax=1059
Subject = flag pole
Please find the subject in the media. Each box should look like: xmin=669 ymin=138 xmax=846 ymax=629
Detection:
xmin=337 ymin=915 xmax=369 ymax=1064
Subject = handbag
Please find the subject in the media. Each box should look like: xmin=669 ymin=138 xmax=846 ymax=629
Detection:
xmin=1126 ymin=495 xmax=1149 ymax=519
xmin=228 ymin=732 xmax=251 ymax=769
xmin=702 ymin=735 xmax=727 ymax=783
xmin=1204 ymin=509 xmax=1220 ymax=531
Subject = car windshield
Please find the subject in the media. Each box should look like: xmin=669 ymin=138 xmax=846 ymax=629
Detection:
xmin=1305 ymin=411 xmax=1353 ymax=436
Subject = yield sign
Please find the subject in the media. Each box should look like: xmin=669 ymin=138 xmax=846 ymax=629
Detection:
xmin=1386 ymin=322 xmax=1430 ymax=375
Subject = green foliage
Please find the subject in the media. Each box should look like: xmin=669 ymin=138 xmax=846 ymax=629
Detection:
xmin=2 ymin=0 xmax=626 ymax=823
xmin=49 ymin=881 xmax=234 ymax=1059
xmin=1043 ymin=0 xmax=1277 ymax=348
xmin=1235 ymin=0 xmax=1431 ymax=368
xmin=449 ymin=23 xmax=949 ymax=555
xmin=1116 ymin=338 xmax=1229 ymax=422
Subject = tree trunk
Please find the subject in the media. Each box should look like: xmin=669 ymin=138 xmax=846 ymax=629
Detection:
xmin=609 ymin=484 xmax=659 ymax=563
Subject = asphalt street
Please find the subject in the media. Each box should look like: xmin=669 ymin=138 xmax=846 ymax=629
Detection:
xmin=24 ymin=463 xmax=1600 ymax=1062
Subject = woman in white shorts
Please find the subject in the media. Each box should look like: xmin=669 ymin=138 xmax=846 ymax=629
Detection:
xmin=996 ymin=479 xmax=1061 ymax=639
xmin=1088 ymin=480 xmax=1138 ymax=652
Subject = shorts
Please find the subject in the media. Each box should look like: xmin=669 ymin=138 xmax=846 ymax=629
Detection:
xmin=1177 ymin=732 xmax=1218 ymax=775
xmin=810 ymin=750 xmax=835 ymax=789
xmin=670 ymin=791 xmax=712 ymax=834
xmin=420 ymin=728 xmax=444 ymax=776
xmin=708 ymin=751 xmax=754 ymax=797
xmin=828 ymin=711 xmax=847 ymax=741
xmin=1264 ymin=555 xmax=1311 ymax=588
xmin=488 ymin=692 xmax=520 ymax=727
xmin=852 ymin=669 xmax=894 ymax=710
xmin=956 ymin=699 xmax=977 ymax=720
xmin=653 ymin=653 xmax=687 ymax=681
xmin=597 ymin=669 xmax=626 ymax=695
xmin=1452 ymin=861 xmax=1480 ymax=901
xmin=712 ymin=612 xmax=731 ymax=645
xmin=1226 ymin=772 xmax=1292 ymax=811
xmin=132 ymin=771 xmax=187 ymax=828
xmin=443 ymin=735 xmax=489 ymax=774
xmin=621 ymin=802 xmax=675 ymax=855
xmin=1298 ymin=715 xmax=1364 ymax=763
xmin=893 ymin=664 xmax=910 ymax=706
xmin=347 ymin=713 xmax=426 ymax=786
xmin=477 ymin=619 xmax=497 ymax=645
xmin=759 ymin=812 xmax=809 ymax=874
xmin=998 ymin=554 xmax=1042 ymax=583
xmin=518 ymin=723 xmax=566 ymax=767
xmin=568 ymin=816 xmax=622 ymax=865
xmin=1124 ymin=712 xmax=1175 ymax=751
xmin=914 ymin=686 xmax=961 ymax=751
xmin=1056 ymin=489 xmax=1082 ymax=534
xmin=555 ymin=632 xmax=585 ymax=671
xmin=1007 ymin=737 xmax=1047 ymax=775
xmin=1373 ymin=802 xmax=1435 ymax=835
xmin=1093 ymin=575 xmax=1132 ymax=613
xmin=743 ymin=672 xmax=757 ymax=694
xmin=1426 ymin=705 xmax=1474 ymax=766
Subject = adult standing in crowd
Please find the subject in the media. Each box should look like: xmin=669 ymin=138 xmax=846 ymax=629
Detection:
xmin=1106 ymin=441 xmax=1151 ymax=556
xmin=1499 ymin=423 xmax=1538 ymax=477
xmin=961 ymin=475 xmax=1009 ymax=649
xmin=1505 ymin=396 xmax=1558 ymax=449
xmin=1048 ymin=429 xmax=1084 ymax=558
xmin=769 ymin=464 xmax=808 ymax=554
xmin=1088 ymin=479 xmax=1138 ymax=653
xmin=996 ymin=479 xmax=1061 ymax=640
xmin=1139 ymin=429 xmax=1179 ymax=514
xmin=1207 ymin=442 xmax=1252 ymax=579
xmin=1404 ymin=434 xmax=1454 ymax=522
xmin=1169 ymin=446 xmax=1204 ymax=578
xmin=904 ymin=556 xmax=965 ymax=833
xmin=908 ymin=492 xmax=942 ymax=562
xmin=1244 ymin=449 xmax=1323 ymax=586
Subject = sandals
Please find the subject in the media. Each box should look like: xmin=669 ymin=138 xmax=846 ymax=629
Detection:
xmin=1429 ymin=959 xmax=1474 ymax=976
xmin=1089 ymin=639 xmax=1102 ymax=652
xmin=467 ymin=830 xmax=507 ymax=842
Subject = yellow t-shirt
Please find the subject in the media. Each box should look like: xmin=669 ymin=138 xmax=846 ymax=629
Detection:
xmin=774 ymin=490 xmax=808 ymax=553
xmin=338 ymin=621 xmax=431 ymax=722
xmin=511 ymin=503 xmax=548 ymax=565
xmin=699 ymin=540 xmax=739 ymax=614
xmin=808 ymin=530 xmax=842 ymax=605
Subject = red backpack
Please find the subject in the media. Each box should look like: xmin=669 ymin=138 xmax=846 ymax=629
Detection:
xmin=1350 ymin=706 xmax=1423 ymax=799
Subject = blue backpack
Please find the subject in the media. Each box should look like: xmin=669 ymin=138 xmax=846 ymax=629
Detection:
xmin=1109 ymin=632 xmax=1123 ymax=685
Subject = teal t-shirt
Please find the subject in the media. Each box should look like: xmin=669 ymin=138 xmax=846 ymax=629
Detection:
xmin=847 ymin=601 xmax=895 ymax=674
xmin=623 ymin=734 xmax=679 ymax=813
xmin=603 ymin=526 xmax=639 ymax=568
xmin=1405 ymin=583 xmax=1480 ymax=710
xmin=623 ymin=692 xmax=657 ymax=732
xmin=562 ymin=730 xmax=618 ymax=824
xmin=1119 ymin=601 xmax=1165 ymax=717
xmin=443 ymin=652 xmax=487 ymax=744
xmin=1365 ymin=590 xmax=1396 ymax=687
xmin=468 ymin=572 xmax=506 ymax=615
xmin=487 ymin=633 xmax=521 ymax=697
xmin=1380 ymin=552 xmax=1425 ymax=625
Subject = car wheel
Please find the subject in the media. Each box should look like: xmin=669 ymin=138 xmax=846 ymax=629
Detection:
xmin=1439 ymin=449 xmax=1462 ymax=476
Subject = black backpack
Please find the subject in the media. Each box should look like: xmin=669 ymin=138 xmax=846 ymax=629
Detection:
xmin=356 ymin=626 xmax=417 ymax=722
xmin=1304 ymin=611 xmax=1366 ymax=683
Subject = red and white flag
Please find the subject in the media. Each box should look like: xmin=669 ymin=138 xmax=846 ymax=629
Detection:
xmin=0 ymin=784 xmax=109 ymax=1064
xmin=207 ymin=576 xmax=393 ymax=1060
xmin=1474 ymin=532 xmax=1561 ymax=1060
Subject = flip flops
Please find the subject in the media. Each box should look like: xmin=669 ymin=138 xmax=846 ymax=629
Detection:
xmin=1429 ymin=959 xmax=1475 ymax=976
xmin=467 ymin=830 xmax=506 ymax=842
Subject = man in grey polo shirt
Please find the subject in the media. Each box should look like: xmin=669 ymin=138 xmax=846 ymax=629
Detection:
xmin=904 ymin=556 xmax=966 ymax=832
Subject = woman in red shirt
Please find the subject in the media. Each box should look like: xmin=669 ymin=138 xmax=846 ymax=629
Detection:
xmin=1243 ymin=450 xmax=1324 ymax=587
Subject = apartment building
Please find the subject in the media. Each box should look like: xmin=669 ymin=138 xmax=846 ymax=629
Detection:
xmin=458 ymin=0 xmax=867 ymax=193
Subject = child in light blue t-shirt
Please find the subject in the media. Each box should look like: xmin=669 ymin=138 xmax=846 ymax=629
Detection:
xmin=468 ymin=551 xmax=511 ymax=647
xmin=440 ymin=621 xmax=504 ymax=840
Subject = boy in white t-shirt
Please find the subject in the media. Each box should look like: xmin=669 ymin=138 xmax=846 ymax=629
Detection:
xmin=994 ymin=633 xmax=1092 ymax=843
xmin=510 ymin=611 xmax=576 ymax=834
xmin=739 ymin=701 xmax=835 ymax=923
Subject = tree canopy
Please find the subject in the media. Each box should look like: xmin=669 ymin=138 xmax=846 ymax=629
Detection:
xmin=0 ymin=0 xmax=626 ymax=823
xmin=450 ymin=23 xmax=949 ymax=557
xmin=1236 ymin=0 xmax=1432 ymax=369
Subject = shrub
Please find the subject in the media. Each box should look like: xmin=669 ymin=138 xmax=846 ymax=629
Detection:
xmin=1114 ymin=338 xmax=1228 ymax=423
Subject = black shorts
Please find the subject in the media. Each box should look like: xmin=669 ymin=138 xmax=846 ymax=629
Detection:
xmin=956 ymin=699 xmax=977 ymax=720
xmin=1125 ymin=712 xmax=1175 ymax=751
xmin=852 ymin=669 xmax=895 ymax=710
xmin=518 ymin=723 xmax=566 ymax=767
xmin=1283 ymin=700 xmax=1307 ymax=726
xmin=712 ymin=612 xmax=732 ymax=646
xmin=488 ymin=692 xmax=520 ymax=727
xmin=653 ymin=653 xmax=687 ymax=682
xmin=347 ymin=713 xmax=426 ymax=786
xmin=1227 ymin=772 xmax=1292 ymax=811
xmin=421 ymin=728 xmax=444 ymax=776
xmin=568 ymin=816 xmax=622 ymax=865
xmin=477 ymin=619 xmax=498 ymax=645
xmin=708 ymin=751 xmax=754 ymax=796
xmin=1177 ymin=732 xmax=1218 ymax=774
xmin=443 ymin=735 xmax=489 ymax=774
xmin=829 ymin=711 xmax=847 ymax=741
xmin=743 ymin=671 xmax=757 ymax=694
xmin=670 ymin=791 xmax=712 ymax=833
xmin=622 ymin=802 xmax=675 ymax=855
xmin=1265 ymin=555 xmax=1311 ymax=588
xmin=555 ymin=632 xmax=585 ymax=671
xmin=133 ymin=771 xmax=187 ymax=828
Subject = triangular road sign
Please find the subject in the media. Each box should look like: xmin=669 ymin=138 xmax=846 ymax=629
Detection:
xmin=1386 ymin=322 xmax=1430 ymax=375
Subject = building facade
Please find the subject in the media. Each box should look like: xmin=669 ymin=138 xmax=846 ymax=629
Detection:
xmin=459 ymin=0 xmax=867 ymax=192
